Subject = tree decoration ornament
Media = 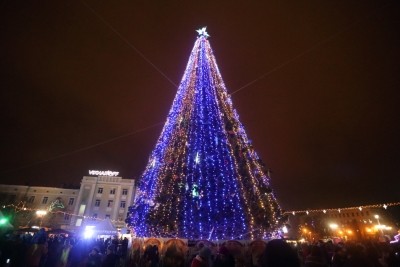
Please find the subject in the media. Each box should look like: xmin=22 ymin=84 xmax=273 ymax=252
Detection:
xmin=192 ymin=184 xmax=200 ymax=198
xmin=48 ymin=198 xmax=65 ymax=212
xmin=196 ymin=27 xmax=210 ymax=38
xmin=126 ymin=29 xmax=283 ymax=240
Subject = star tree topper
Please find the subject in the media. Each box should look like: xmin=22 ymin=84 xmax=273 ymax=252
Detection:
xmin=196 ymin=27 xmax=210 ymax=38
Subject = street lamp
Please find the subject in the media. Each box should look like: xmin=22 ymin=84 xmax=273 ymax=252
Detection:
xmin=36 ymin=210 xmax=47 ymax=227
xmin=374 ymin=214 xmax=384 ymax=235
xmin=329 ymin=223 xmax=338 ymax=230
xmin=329 ymin=223 xmax=338 ymax=238
xmin=302 ymin=228 xmax=312 ymax=242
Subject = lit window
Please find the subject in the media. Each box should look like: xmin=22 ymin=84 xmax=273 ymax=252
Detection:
xmin=75 ymin=218 xmax=82 ymax=226
xmin=78 ymin=204 xmax=86 ymax=216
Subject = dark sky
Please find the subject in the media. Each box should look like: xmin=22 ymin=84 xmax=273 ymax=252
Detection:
xmin=1 ymin=1 xmax=399 ymax=211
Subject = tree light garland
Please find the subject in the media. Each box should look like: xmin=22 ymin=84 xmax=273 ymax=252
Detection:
xmin=125 ymin=28 xmax=284 ymax=240
xmin=1 ymin=202 xmax=124 ymax=225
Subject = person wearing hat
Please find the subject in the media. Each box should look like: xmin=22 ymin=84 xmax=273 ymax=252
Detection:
xmin=191 ymin=246 xmax=212 ymax=267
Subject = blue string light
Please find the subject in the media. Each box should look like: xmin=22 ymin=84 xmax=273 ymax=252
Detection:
xmin=126 ymin=31 xmax=283 ymax=240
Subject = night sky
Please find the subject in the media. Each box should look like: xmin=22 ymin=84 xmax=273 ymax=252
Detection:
xmin=1 ymin=1 xmax=399 ymax=211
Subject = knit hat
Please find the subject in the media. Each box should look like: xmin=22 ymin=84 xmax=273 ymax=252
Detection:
xmin=199 ymin=247 xmax=211 ymax=259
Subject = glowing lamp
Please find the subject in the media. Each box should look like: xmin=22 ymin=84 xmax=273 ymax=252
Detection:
xmin=36 ymin=210 xmax=47 ymax=216
xmin=84 ymin=226 xmax=95 ymax=239
xmin=329 ymin=223 xmax=338 ymax=230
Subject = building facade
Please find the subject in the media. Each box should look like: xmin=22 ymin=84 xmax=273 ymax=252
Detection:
xmin=72 ymin=175 xmax=135 ymax=231
xmin=0 ymin=185 xmax=79 ymax=230
xmin=289 ymin=207 xmax=397 ymax=242
xmin=0 ymin=174 xmax=135 ymax=232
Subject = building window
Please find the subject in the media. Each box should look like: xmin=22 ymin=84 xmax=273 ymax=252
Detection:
xmin=122 ymin=189 xmax=128 ymax=195
xmin=105 ymin=215 xmax=110 ymax=219
xmin=75 ymin=218 xmax=82 ymax=226
xmin=107 ymin=200 xmax=113 ymax=207
xmin=64 ymin=213 xmax=70 ymax=221
xmin=110 ymin=188 xmax=116 ymax=195
xmin=120 ymin=201 xmax=126 ymax=208
xmin=28 ymin=196 xmax=35 ymax=203
xmin=68 ymin=198 xmax=74 ymax=206
xmin=95 ymin=200 xmax=101 ymax=207
xmin=98 ymin=188 xmax=103 ymax=194
xmin=93 ymin=213 xmax=98 ymax=219
xmin=78 ymin=204 xmax=86 ymax=216
xmin=42 ymin=197 xmax=48 ymax=204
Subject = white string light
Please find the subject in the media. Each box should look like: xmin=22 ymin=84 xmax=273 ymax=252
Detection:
xmin=283 ymin=202 xmax=400 ymax=216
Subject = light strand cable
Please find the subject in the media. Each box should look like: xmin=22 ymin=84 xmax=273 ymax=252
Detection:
xmin=81 ymin=1 xmax=178 ymax=88
xmin=230 ymin=1 xmax=392 ymax=96
xmin=0 ymin=122 xmax=164 ymax=174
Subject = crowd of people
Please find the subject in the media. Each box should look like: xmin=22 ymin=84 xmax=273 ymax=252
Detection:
xmin=0 ymin=228 xmax=399 ymax=267
xmin=0 ymin=228 xmax=128 ymax=267
xmin=182 ymin=239 xmax=400 ymax=267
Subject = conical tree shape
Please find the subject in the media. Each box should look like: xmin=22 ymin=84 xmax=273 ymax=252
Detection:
xmin=126 ymin=29 xmax=284 ymax=240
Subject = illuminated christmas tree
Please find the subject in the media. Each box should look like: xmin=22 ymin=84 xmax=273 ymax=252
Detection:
xmin=126 ymin=28 xmax=284 ymax=240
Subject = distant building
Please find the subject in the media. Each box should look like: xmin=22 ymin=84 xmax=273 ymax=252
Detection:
xmin=0 ymin=185 xmax=79 ymax=230
xmin=288 ymin=207 xmax=397 ymax=241
xmin=0 ymin=173 xmax=136 ymax=233
xmin=72 ymin=175 xmax=135 ymax=231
